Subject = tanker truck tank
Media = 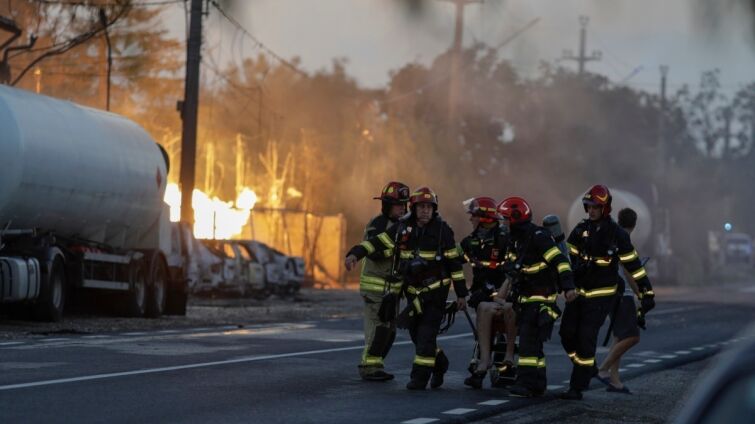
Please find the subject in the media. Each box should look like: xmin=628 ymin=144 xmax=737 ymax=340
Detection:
xmin=0 ymin=85 xmax=185 ymax=321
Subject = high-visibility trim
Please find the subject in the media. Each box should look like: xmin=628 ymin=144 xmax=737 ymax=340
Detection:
xmin=412 ymin=297 xmax=422 ymax=314
xmin=360 ymin=241 xmax=376 ymax=254
xmin=360 ymin=275 xmax=402 ymax=294
xmin=413 ymin=355 xmax=436 ymax=367
xmin=406 ymin=279 xmax=452 ymax=295
xmin=577 ymin=285 xmax=617 ymax=298
xmin=419 ymin=250 xmax=439 ymax=260
xmin=557 ymin=262 xmax=572 ymax=274
xmin=543 ymin=246 xmax=561 ymax=262
xmin=619 ymin=250 xmax=639 ymax=262
xmin=631 ymin=267 xmax=647 ymax=279
xmin=522 ymin=262 xmax=548 ymax=274
xmin=540 ymin=304 xmax=560 ymax=320
xmin=568 ymin=243 xmax=580 ymax=255
xmin=571 ymin=354 xmax=595 ymax=366
xmin=400 ymin=251 xmax=414 ymax=259
xmin=382 ymin=249 xmax=393 ymax=258
xmin=593 ymin=257 xmax=612 ymax=266
xmin=444 ymin=248 xmax=461 ymax=259
xmin=470 ymin=260 xmax=500 ymax=268
xmin=567 ymin=352 xmax=576 ymax=359
xmin=361 ymin=354 xmax=384 ymax=367
xmin=641 ymin=290 xmax=654 ymax=297
xmin=451 ymin=270 xmax=465 ymax=281
xmin=377 ymin=233 xmax=395 ymax=249
xmin=506 ymin=252 xmax=517 ymax=261
xmin=519 ymin=293 xmax=558 ymax=304
xmin=518 ymin=356 xmax=546 ymax=368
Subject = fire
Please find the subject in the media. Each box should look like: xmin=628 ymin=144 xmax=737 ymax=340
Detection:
xmin=164 ymin=183 xmax=258 ymax=239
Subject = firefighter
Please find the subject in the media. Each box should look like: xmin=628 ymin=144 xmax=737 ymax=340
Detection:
xmin=458 ymin=197 xmax=517 ymax=389
xmin=355 ymin=181 xmax=410 ymax=381
xmin=559 ymin=185 xmax=655 ymax=400
xmin=345 ymin=186 xmax=468 ymax=390
xmin=497 ymin=197 xmax=577 ymax=398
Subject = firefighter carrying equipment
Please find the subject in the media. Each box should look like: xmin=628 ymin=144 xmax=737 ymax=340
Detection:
xmin=497 ymin=197 xmax=533 ymax=225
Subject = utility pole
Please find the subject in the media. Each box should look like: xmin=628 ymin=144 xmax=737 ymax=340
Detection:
xmin=440 ymin=0 xmax=481 ymax=146
xmin=561 ymin=15 xmax=601 ymax=75
xmin=178 ymin=0 xmax=204 ymax=227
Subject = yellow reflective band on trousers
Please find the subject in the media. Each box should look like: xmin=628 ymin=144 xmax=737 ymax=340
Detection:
xmin=518 ymin=356 xmax=546 ymax=368
xmin=518 ymin=293 xmax=558 ymax=304
xmin=543 ymin=246 xmax=561 ymax=262
xmin=577 ymin=285 xmax=617 ymax=298
xmin=444 ymin=248 xmax=460 ymax=259
xmin=419 ymin=250 xmax=439 ymax=260
xmin=451 ymin=270 xmax=464 ymax=281
xmin=522 ymin=262 xmax=548 ymax=274
xmin=571 ymin=354 xmax=595 ymax=366
xmin=360 ymin=241 xmax=376 ymax=254
xmin=414 ymin=355 xmax=436 ymax=367
xmin=620 ymin=250 xmax=639 ymax=262
xmin=632 ymin=267 xmax=648 ymax=279
xmin=361 ymin=352 xmax=384 ymax=367
xmin=377 ymin=232 xmax=395 ymax=249
xmin=557 ymin=262 xmax=572 ymax=273
xmin=568 ymin=243 xmax=580 ymax=255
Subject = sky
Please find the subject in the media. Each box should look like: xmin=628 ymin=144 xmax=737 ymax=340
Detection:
xmin=162 ymin=0 xmax=755 ymax=96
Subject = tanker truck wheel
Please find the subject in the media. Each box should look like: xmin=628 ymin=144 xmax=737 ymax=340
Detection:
xmin=145 ymin=253 xmax=167 ymax=318
xmin=34 ymin=257 xmax=67 ymax=322
xmin=124 ymin=262 xmax=147 ymax=317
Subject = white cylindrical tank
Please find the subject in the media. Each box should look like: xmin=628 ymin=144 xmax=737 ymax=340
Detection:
xmin=567 ymin=188 xmax=652 ymax=249
xmin=0 ymin=85 xmax=167 ymax=249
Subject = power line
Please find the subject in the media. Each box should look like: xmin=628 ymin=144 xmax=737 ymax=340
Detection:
xmin=209 ymin=0 xmax=307 ymax=78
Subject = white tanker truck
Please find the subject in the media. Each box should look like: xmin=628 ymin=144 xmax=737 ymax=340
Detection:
xmin=0 ymin=85 xmax=187 ymax=321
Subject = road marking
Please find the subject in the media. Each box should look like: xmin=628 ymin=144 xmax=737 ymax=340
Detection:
xmin=547 ymin=385 xmax=564 ymax=390
xmin=478 ymin=400 xmax=508 ymax=406
xmin=443 ymin=408 xmax=476 ymax=415
xmin=618 ymin=368 xmax=627 ymax=372
xmin=0 ymin=333 xmax=472 ymax=391
xmin=402 ymin=419 xmax=439 ymax=424
xmin=643 ymin=359 xmax=662 ymax=363
xmin=82 ymin=335 xmax=110 ymax=339
xmin=0 ymin=342 xmax=23 ymax=346
xmin=626 ymin=363 xmax=645 ymax=368
xmin=562 ymin=379 xmax=571 ymax=384
xmin=39 ymin=338 xmax=69 ymax=342
xmin=157 ymin=330 xmax=180 ymax=334
xmin=675 ymin=350 xmax=691 ymax=355
xmin=191 ymin=328 xmax=211 ymax=332
xmin=122 ymin=332 xmax=147 ymax=336
xmin=691 ymin=347 xmax=704 ymax=351
xmin=659 ymin=355 xmax=677 ymax=359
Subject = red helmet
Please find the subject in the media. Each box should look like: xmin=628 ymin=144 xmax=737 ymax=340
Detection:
xmin=374 ymin=181 xmax=410 ymax=204
xmin=409 ymin=186 xmax=438 ymax=208
xmin=582 ymin=184 xmax=612 ymax=215
xmin=497 ymin=197 xmax=532 ymax=225
xmin=463 ymin=197 xmax=498 ymax=223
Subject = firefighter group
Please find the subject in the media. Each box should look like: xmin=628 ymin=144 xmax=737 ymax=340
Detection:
xmin=344 ymin=182 xmax=655 ymax=399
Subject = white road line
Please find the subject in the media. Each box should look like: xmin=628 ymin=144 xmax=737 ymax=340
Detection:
xmin=442 ymin=408 xmax=476 ymax=415
xmin=618 ymin=368 xmax=627 ymax=372
xmin=82 ymin=335 xmax=110 ymax=339
xmin=121 ymin=332 xmax=147 ymax=336
xmin=659 ymin=355 xmax=677 ymax=359
xmin=157 ymin=330 xmax=180 ymax=334
xmin=547 ymin=385 xmax=564 ymax=390
xmin=675 ymin=350 xmax=691 ymax=355
xmin=643 ymin=359 xmax=662 ymax=363
xmin=0 ymin=333 xmax=472 ymax=391
xmin=0 ymin=341 xmax=23 ymax=346
xmin=691 ymin=347 xmax=704 ymax=351
xmin=478 ymin=400 xmax=508 ymax=406
xmin=402 ymin=419 xmax=439 ymax=424
xmin=562 ymin=379 xmax=571 ymax=384
xmin=39 ymin=338 xmax=69 ymax=342
xmin=626 ymin=363 xmax=645 ymax=368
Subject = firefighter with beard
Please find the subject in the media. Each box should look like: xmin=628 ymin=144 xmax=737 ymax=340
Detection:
xmin=345 ymin=186 xmax=468 ymax=390
xmin=356 ymin=181 xmax=410 ymax=381
xmin=497 ymin=197 xmax=577 ymax=398
xmin=458 ymin=197 xmax=517 ymax=389
xmin=559 ymin=185 xmax=655 ymax=400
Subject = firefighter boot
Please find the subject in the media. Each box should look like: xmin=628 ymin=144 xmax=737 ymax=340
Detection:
xmin=430 ymin=350 xmax=449 ymax=389
xmin=407 ymin=366 xmax=432 ymax=390
xmin=559 ymin=387 xmax=583 ymax=400
xmin=362 ymin=368 xmax=394 ymax=382
xmin=464 ymin=371 xmax=486 ymax=389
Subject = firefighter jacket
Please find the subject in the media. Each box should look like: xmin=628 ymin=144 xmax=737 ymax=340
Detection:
xmin=359 ymin=214 xmax=402 ymax=296
xmin=348 ymin=214 xmax=469 ymax=299
xmin=507 ymin=222 xmax=575 ymax=303
xmin=459 ymin=224 xmax=509 ymax=293
xmin=566 ymin=217 xmax=653 ymax=299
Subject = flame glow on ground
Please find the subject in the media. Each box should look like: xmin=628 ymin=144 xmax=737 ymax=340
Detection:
xmin=164 ymin=183 xmax=258 ymax=239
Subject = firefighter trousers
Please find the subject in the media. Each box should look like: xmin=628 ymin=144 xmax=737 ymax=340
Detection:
xmin=516 ymin=302 xmax=548 ymax=393
xmin=407 ymin=300 xmax=446 ymax=383
xmin=359 ymin=293 xmax=397 ymax=375
xmin=559 ymin=295 xmax=614 ymax=391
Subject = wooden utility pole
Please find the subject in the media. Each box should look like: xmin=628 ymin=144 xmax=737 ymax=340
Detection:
xmin=178 ymin=0 xmax=205 ymax=226
xmin=561 ymin=15 xmax=601 ymax=75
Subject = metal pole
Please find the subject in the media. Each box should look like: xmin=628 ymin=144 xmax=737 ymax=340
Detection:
xmin=179 ymin=0 xmax=204 ymax=227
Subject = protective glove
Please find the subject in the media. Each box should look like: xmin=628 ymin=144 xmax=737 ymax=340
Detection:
xmin=636 ymin=307 xmax=647 ymax=330
xmin=640 ymin=292 xmax=655 ymax=314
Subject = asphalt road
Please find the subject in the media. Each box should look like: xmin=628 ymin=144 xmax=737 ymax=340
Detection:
xmin=2 ymin=285 xmax=754 ymax=424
